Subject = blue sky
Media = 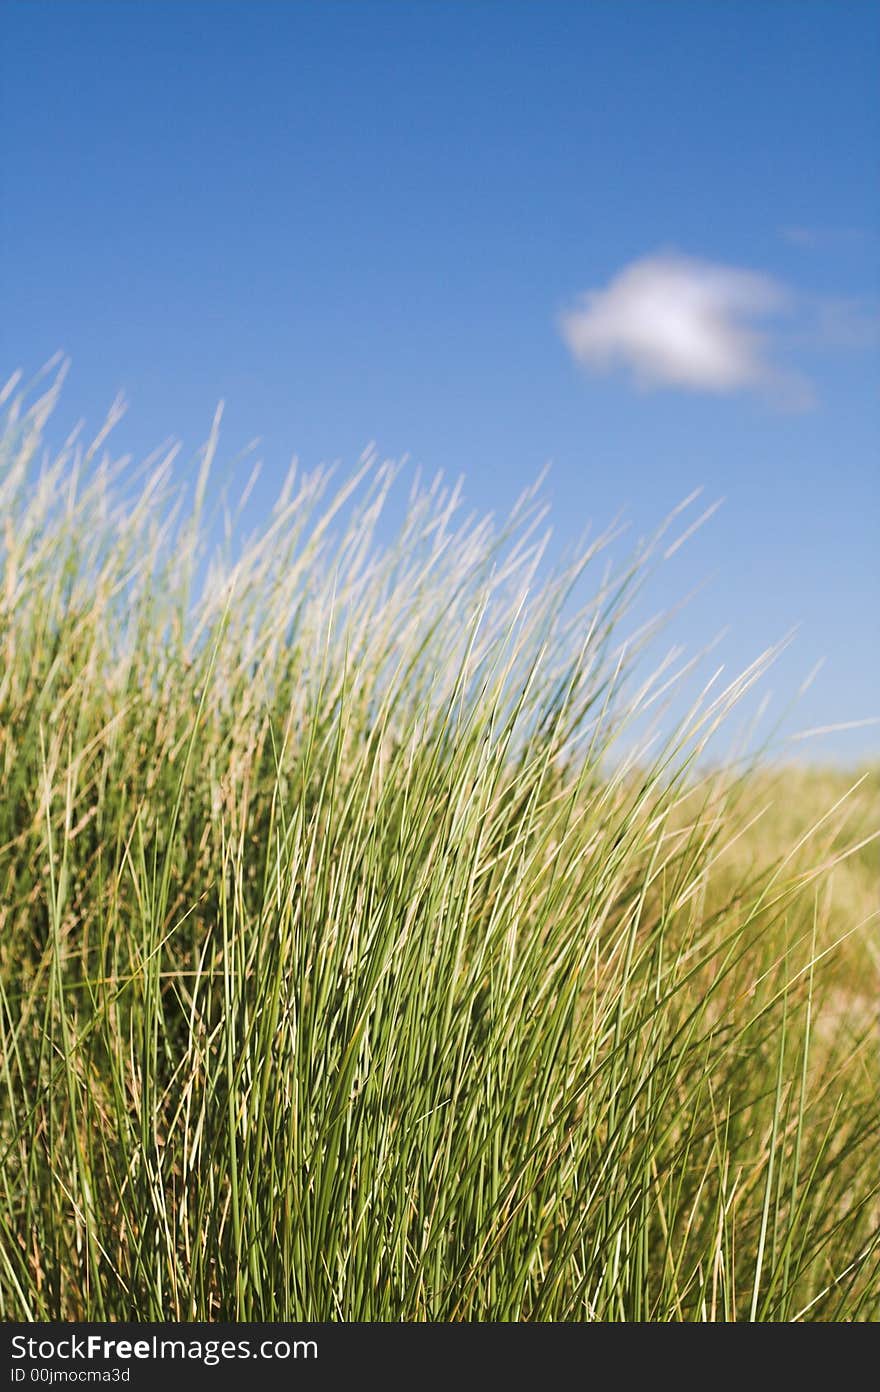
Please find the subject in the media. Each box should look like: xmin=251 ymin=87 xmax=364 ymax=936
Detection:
xmin=3 ymin=0 xmax=879 ymax=761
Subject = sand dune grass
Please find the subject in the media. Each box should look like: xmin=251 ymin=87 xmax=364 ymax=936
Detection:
xmin=0 ymin=369 xmax=877 ymax=1320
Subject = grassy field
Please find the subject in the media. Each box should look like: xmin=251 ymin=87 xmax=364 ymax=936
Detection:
xmin=1 ymin=369 xmax=877 ymax=1321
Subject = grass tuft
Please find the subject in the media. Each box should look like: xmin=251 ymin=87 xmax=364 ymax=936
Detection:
xmin=1 ymin=368 xmax=877 ymax=1320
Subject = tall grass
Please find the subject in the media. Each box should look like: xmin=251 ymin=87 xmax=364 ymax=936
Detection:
xmin=1 ymin=365 xmax=877 ymax=1321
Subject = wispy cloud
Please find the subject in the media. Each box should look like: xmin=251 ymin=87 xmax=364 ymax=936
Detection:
xmin=805 ymin=295 xmax=880 ymax=351
xmin=559 ymin=252 xmax=806 ymax=402
xmin=779 ymin=224 xmax=867 ymax=250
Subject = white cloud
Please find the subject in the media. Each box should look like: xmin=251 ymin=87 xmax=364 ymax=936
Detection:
xmin=559 ymin=252 xmax=793 ymax=396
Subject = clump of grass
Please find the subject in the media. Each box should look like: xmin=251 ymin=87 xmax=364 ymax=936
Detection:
xmin=0 ymin=365 xmax=877 ymax=1321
